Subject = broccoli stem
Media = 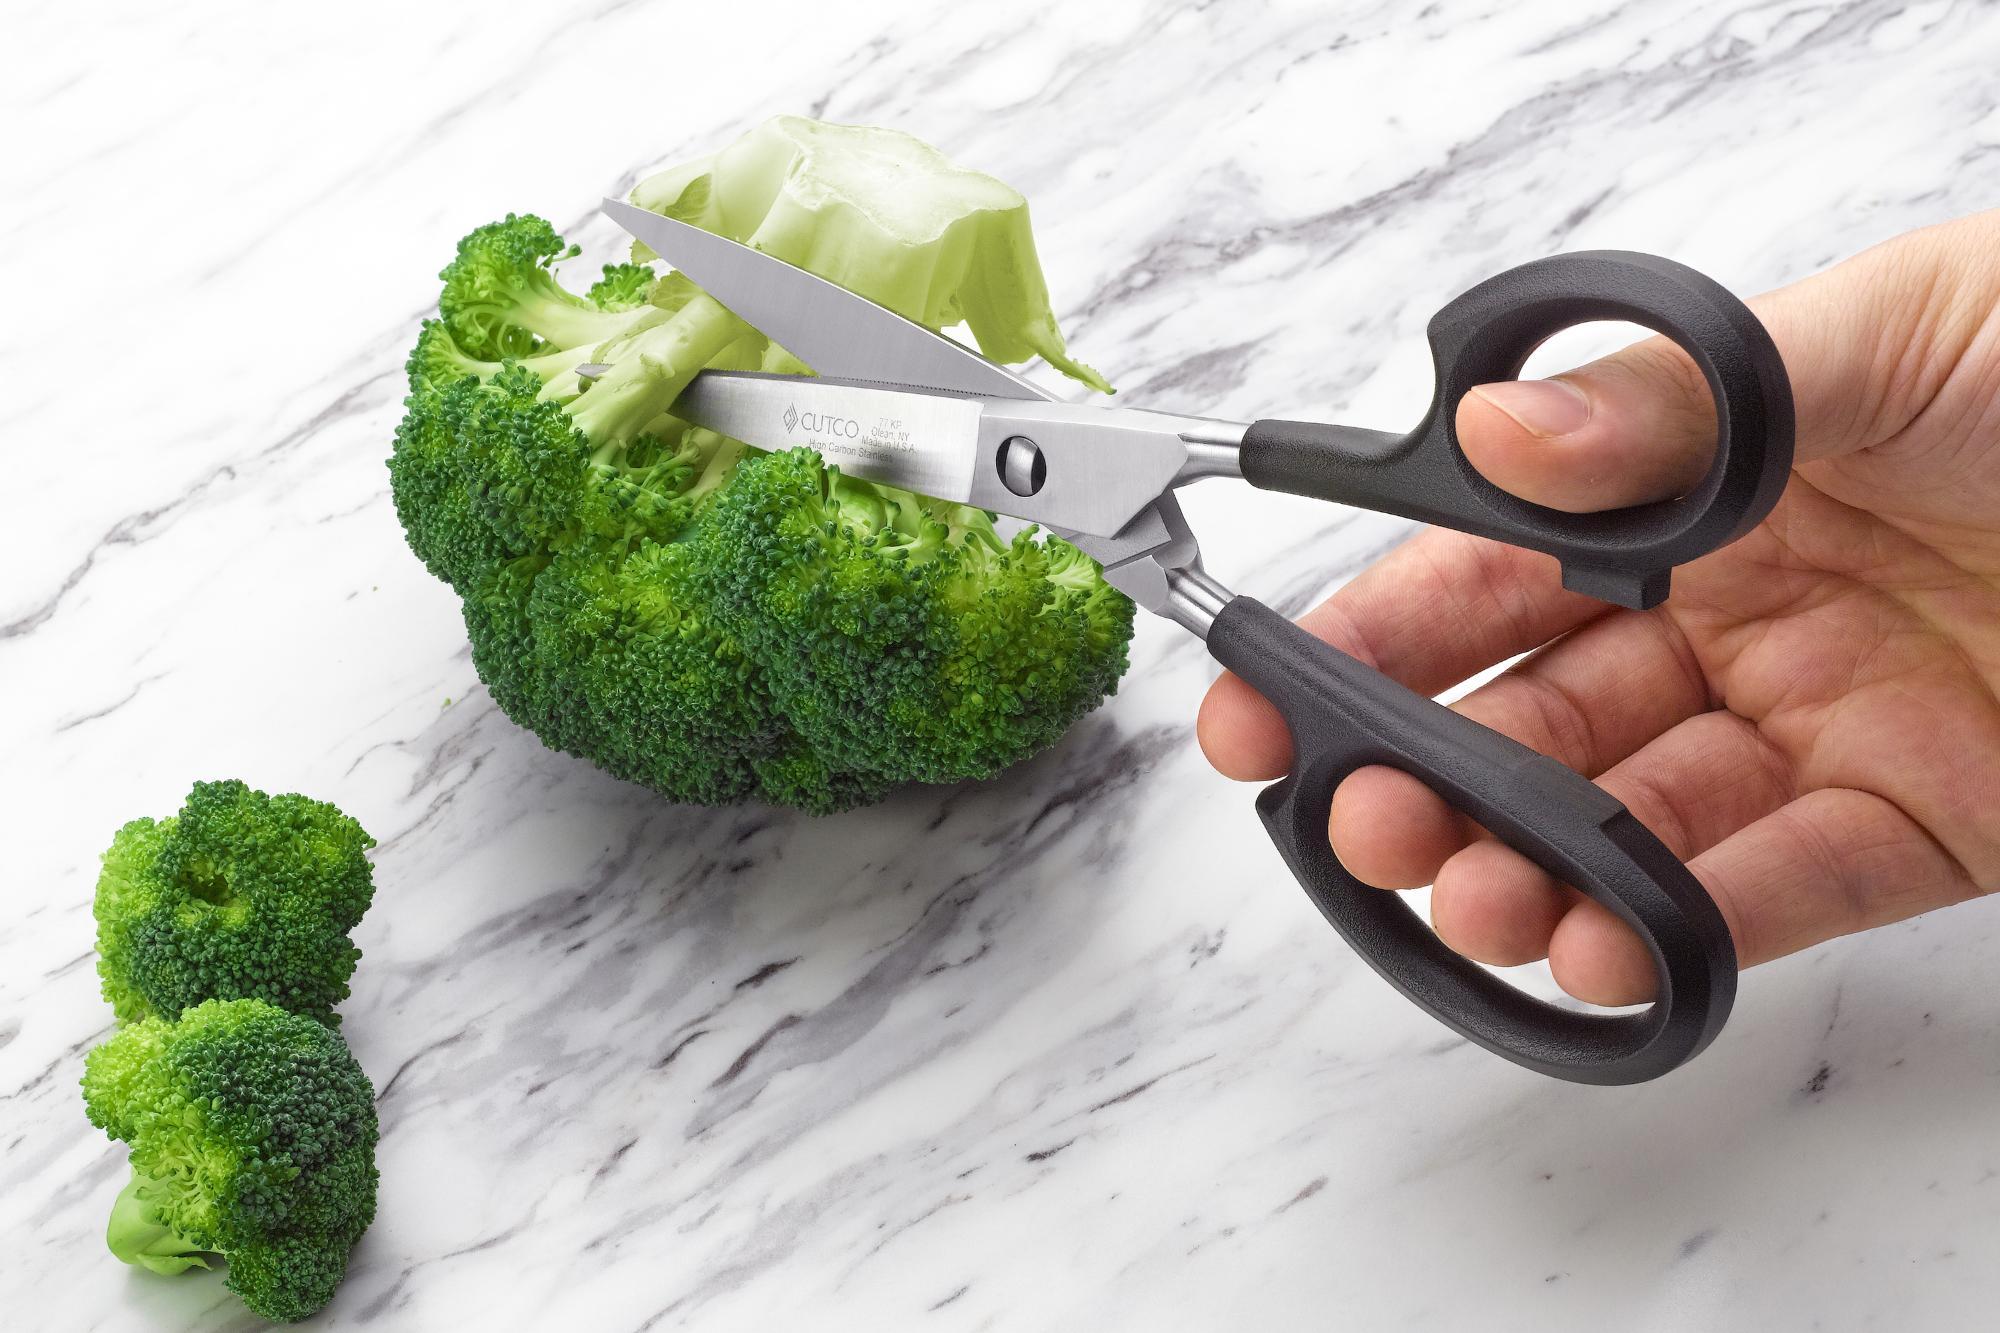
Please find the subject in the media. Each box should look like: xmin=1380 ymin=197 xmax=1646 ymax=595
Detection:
xmin=106 ymin=1172 xmax=212 ymax=1276
xmin=509 ymin=288 xmax=655 ymax=351
xmin=430 ymin=329 xmax=637 ymax=397
xmin=683 ymin=431 xmax=747 ymax=504
xmin=532 ymin=342 xmax=627 ymax=403
xmin=571 ymin=295 xmax=749 ymax=455
xmin=534 ymin=304 xmax=678 ymax=402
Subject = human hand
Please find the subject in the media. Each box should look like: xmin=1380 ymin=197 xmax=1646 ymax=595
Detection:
xmin=1198 ymin=213 xmax=2000 ymax=1004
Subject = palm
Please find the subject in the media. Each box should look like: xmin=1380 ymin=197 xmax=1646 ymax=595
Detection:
xmin=1651 ymin=442 xmax=2000 ymax=972
xmin=1418 ymin=277 xmax=2000 ymax=1001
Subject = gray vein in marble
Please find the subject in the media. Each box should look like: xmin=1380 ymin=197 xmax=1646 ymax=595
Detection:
xmin=2 ymin=366 xmax=404 ymax=639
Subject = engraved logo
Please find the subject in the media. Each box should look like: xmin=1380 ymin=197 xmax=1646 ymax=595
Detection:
xmin=783 ymin=404 xmax=799 ymax=432
xmin=796 ymin=410 xmax=861 ymax=438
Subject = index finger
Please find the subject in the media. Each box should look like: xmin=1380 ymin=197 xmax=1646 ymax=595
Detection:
xmin=1195 ymin=526 xmax=1609 ymax=780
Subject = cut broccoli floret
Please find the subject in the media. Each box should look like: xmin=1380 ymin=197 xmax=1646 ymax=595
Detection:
xmin=82 ymin=998 xmax=379 ymax=1323
xmin=386 ymin=117 xmax=1134 ymax=814
xmin=93 ymin=780 xmax=376 ymax=1026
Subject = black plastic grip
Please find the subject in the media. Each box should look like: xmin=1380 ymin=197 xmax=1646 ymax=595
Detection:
xmin=1239 ymin=251 xmax=1794 ymax=609
xmin=1207 ymin=596 xmax=1736 ymax=1084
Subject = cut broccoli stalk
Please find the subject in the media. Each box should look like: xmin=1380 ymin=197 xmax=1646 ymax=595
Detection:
xmin=108 ymin=1172 xmax=214 ymax=1276
xmin=630 ymin=115 xmax=1111 ymax=391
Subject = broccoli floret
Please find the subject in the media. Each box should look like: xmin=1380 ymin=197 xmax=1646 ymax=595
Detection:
xmin=695 ymin=449 xmax=1133 ymax=807
xmin=588 ymin=261 xmax=658 ymax=311
xmin=93 ymin=780 xmax=376 ymax=1027
xmin=437 ymin=212 xmax=659 ymax=361
xmin=386 ymin=119 xmax=1133 ymax=814
xmin=82 ymin=998 xmax=379 ymax=1323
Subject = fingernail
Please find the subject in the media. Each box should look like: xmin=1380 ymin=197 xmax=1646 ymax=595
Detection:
xmin=1471 ymin=379 xmax=1591 ymax=438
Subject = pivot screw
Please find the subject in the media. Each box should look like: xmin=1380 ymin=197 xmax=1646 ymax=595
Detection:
xmin=996 ymin=436 xmax=1046 ymax=497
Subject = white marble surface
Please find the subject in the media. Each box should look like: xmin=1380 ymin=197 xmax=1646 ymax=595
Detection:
xmin=8 ymin=0 xmax=2000 ymax=1328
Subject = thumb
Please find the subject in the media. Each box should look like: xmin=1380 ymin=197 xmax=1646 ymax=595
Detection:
xmin=1457 ymin=342 xmax=1718 ymax=512
xmin=1452 ymin=213 xmax=2000 ymax=512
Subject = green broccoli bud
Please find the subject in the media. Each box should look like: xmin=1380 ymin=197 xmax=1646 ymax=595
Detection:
xmin=82 ymin=998 xmax=379 ymax=1323
xmin=588 ymin=261 xmax=658 ymax=311
xmin=93 ymin=780 xmax=376 ymax=1027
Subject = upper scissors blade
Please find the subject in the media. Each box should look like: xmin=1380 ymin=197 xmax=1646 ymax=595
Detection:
xmin=602 ymin=199 xmax=1051 ymax=403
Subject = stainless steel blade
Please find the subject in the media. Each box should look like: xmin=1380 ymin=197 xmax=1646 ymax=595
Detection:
xmin=676 ymin=371 xmax=1225 ymax=538
xmin=674 ymin=371 xmax=985 ymax=504
xmin=603 ymin=199 xmax=1049 ymax=402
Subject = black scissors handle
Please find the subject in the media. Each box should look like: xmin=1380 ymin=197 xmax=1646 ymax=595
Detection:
xmin=1237 ymin=250 xmax=1795 ymax=609
xmin=1206 ymin=598 xmax=1737 ymax=1084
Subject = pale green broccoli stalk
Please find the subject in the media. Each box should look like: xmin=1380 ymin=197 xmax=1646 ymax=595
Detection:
xmin=388 ymin=116 xmax=1133 ymax=813
xmin=93 ymin=780 xmax=376 ymax=1027
xmin=82 ymin=999 xmax=379 ymax=1323
xmin=628 ymin=114 xmax=1110 ymax=389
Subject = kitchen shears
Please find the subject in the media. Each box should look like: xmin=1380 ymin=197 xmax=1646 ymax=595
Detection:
xmin=603 ymin=198 xmax=1795 ymax=1085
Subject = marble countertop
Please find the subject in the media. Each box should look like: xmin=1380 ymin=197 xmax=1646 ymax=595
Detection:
xmin=9 ymin=1 xmax=2000 ymax=1328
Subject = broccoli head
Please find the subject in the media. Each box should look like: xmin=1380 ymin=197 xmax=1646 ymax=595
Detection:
xmin=387 ymin=116 xmax=1134 ymax=814
xmin=93 ymin=780 xmax=377 ymax=1026
xmin=82 ymin=998 xmax=379 ymax=1323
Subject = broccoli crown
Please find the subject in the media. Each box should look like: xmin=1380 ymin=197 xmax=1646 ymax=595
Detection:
xmin=82 ymin=998 xmax=379 ymax=1323
xmin=694 ymin=451 xmax=1133 ymax=807
xmin=94 ymin=780 xmax=377 ymax=1026
xmin=387 ymin=127 xmax=1134 ymax=815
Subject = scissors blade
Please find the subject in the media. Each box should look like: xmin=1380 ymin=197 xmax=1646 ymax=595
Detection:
xmin=602 ymin=199 xmax=1050 ymax=402
xmin=672 ymin=370 xmax=1208 ymax=536
xmin=673 ymin=371 xmax=987 ymax=505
